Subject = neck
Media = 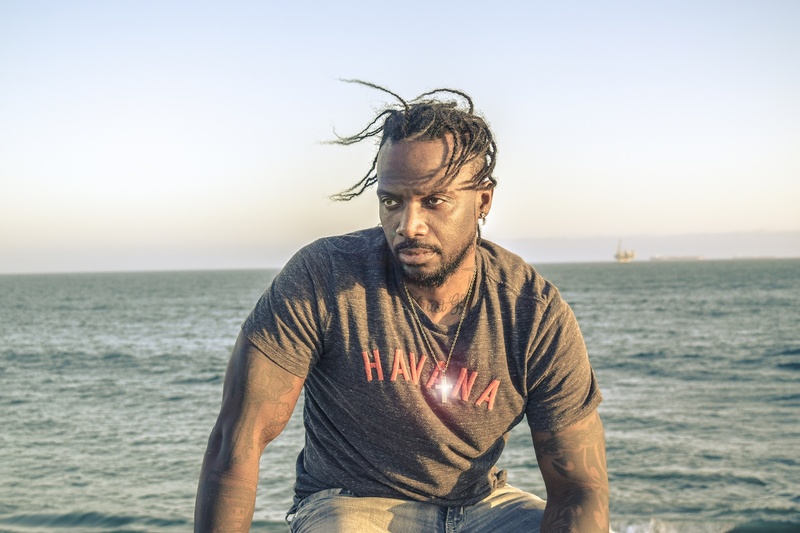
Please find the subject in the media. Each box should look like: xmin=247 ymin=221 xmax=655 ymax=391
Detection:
xmin=405 ymin=254 xmax=477 ymax=326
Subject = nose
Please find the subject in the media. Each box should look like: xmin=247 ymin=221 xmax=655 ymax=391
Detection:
xmin=396 ymin=204 xmax=427 ymax=238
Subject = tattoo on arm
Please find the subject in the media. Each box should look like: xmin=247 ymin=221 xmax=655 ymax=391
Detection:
xmin=257 ymin=367 xmax=296 ymax=445
xmin=234 ymin=355 xmax=298 ymax=461
xmin=534 ymin=411 xmax=609 ymax=532
xmin=198 ymin=471 xmax=258 ymax=533
xmin=535 ymin=421 xmax=606 ymax=483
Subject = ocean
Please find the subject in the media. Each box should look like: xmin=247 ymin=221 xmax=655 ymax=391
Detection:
xmin=1 ymin=259 xmax=798 ymax=532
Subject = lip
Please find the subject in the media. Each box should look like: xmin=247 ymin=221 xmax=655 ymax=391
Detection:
xmin=397 ymin=248 xmax=436 ymax=265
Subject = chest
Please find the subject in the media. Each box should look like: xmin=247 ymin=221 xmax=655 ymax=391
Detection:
xmin=310 ymin=295 xmax=530 ymax=437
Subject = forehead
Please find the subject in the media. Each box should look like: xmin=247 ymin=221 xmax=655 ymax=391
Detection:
xmin=375 ymin=138 xmax=475 ymax=194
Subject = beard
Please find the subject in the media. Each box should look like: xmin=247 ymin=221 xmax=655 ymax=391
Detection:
xmin=395 ymin=237 xmax=473 ymax=288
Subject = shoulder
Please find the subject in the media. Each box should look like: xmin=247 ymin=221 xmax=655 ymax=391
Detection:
xmin=296 ymin=227 xmax=386 ymax=259
xmin=313 ymin=226 xmax=388 ymax=256
xmin=251 ymin=227 xmax=389 ymax=330
xmin=278 ymin=228 xmax=391 ymax=293
xmin=479 ymin=239 xmax=560 ymax=305
xmin=287 ymin=227 xmax=388 ymax=270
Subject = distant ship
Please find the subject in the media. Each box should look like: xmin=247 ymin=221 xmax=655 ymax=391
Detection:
xmin=614 ymin=241 xmax=636 ymax=264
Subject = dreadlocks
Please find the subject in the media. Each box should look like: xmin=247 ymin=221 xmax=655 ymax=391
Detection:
xmin=330 ymin=80 xmax=498 ymax=201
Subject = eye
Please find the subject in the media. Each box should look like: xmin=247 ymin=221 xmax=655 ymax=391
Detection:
xmin=381 ymin=197 xmax=399 ymax=208
xmin=425 ymin=197 xmax=446 ymax=207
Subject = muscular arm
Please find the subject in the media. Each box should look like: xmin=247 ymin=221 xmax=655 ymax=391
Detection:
xmin=194 ymin=332 xmax=305 ymax=532
xmin=532 ymin=410 xmax=609 ymax=532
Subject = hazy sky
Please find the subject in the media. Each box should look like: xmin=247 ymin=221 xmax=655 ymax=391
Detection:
xmin=1 ymin=1 xmax=798 ymax=273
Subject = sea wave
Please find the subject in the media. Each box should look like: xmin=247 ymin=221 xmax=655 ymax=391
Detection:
xmin=616 ymin=469 xmax=770 ymax=488
xmin=611 ymin=517 xmax=800 ymax=533
xmin=0 ymin=512 xmax=187 ymax=532
xmin=726 ymin=520 xmax=800 ymax=533
xmin=770 ymin=347 xmax=800 ymax=356
xmin=0 ymin=513 xmax=292 ymax=533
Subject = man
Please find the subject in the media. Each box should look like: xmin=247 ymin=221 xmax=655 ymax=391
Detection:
xmin=195 ymin=81 xmax=609 ymax=532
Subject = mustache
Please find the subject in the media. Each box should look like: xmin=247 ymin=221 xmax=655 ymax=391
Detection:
xmin=394 ymin=240 xmax=443 ymax=255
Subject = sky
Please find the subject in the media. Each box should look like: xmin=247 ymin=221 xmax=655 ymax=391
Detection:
xmin=1 ymin=0 xmax=798 ymax=273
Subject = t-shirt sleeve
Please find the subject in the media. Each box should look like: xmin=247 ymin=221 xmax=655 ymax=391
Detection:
xmin=525 ymin=289 xmax=602 ymax=432
xmin=241 ymin=243 xmax=329 ymax=378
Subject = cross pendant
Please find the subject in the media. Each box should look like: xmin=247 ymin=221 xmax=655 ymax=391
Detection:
xmin=436 ymin=376 xmax=451 ymax=403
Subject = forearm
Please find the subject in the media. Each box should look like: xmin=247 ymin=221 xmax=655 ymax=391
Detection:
xmin=194 ymin=336 xmax=304 ymax=531
xmin=533 ymin=410 xmax=610 ymax=532
xmin=194 ymin=438 xmax=260 ymax=532
xmin=541 ymin=485 xmax=609 ymax=532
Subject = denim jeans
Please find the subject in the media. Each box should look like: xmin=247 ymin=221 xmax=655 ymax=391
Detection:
xmin=287 ymin=485 xmax=546 ymax=532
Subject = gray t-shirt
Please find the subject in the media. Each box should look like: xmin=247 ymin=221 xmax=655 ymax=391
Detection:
xmin=243 ymin=227 xmax=601 ymax=507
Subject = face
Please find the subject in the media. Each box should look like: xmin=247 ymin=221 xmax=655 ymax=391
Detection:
xmin=376 ymin=137 xmax=493 ymax=288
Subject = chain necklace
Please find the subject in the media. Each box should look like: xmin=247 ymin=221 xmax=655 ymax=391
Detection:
xmin=403 ymin=267 xmax=476 ymax=403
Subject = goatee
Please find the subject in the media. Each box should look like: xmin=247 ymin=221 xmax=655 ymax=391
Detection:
xmin=397 ymin=238 xmax=473 ymax=289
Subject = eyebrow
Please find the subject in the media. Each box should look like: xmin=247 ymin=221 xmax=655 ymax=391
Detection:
xmin=376 ymin=186 xmax=453 ymax=197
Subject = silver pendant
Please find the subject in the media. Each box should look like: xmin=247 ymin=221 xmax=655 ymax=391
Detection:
xmin=436 ymin=376 xmax=451 ymax=403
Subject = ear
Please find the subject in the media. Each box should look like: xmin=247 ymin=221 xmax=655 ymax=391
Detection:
xmin=477 ymin=188 xmax=493 ymax=218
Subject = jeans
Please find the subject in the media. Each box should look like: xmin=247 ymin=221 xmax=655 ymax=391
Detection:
xmin=287 ymin=485 xmax=547 ymax=532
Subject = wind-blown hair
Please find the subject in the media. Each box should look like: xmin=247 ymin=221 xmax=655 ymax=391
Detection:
xmin=330 ymin=80 xmax=498 ymax=201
